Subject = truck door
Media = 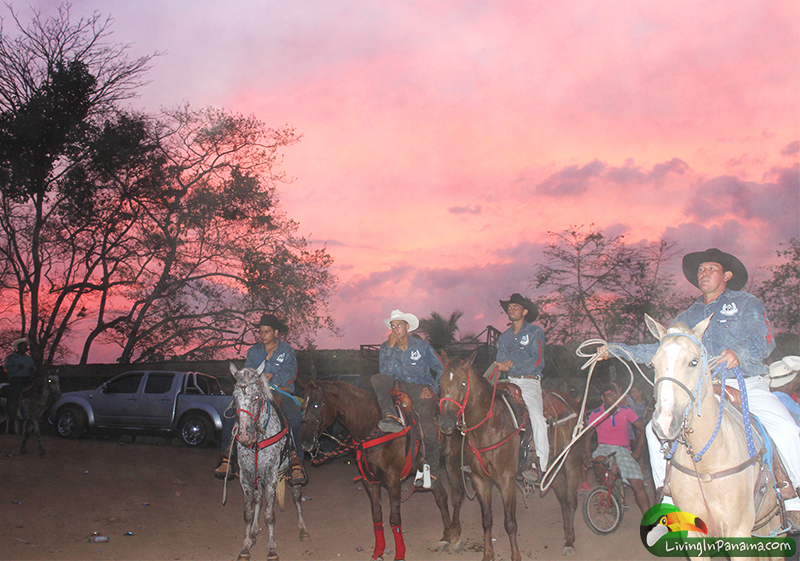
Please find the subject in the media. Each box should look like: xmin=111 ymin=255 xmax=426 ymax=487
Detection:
xmin=137 ymin=372 xmax=178 ymax=427
xmin=93 ymin=372 xmax=144 ymax=426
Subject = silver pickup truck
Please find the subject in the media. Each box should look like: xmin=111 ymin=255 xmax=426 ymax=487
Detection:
xmin=48 ymin=370 xmax=232 ymax=447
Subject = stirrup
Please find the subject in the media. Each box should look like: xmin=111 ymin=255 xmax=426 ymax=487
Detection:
xmin=377 ymin=414 xmax=404 ymax=433
xmin=414 ymin=464 xmax=433 ymax=490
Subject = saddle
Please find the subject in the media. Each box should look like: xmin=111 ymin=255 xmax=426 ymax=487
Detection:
xmin=710 ymin=381 xmax=796 ymax=502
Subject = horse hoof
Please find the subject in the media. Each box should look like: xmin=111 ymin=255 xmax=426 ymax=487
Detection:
xmin=299 ymin=530 xmax=311 ymax=542
xmin=237 ymin=550 xmax=250 ymax=560
xmin=562 ymin=545 xmax=576 ymax=557
xmin=267 ymin=550 xmax=279 ymax=561
xmin=435 ymin=540 xmax=449 ymax=552
xmin=451 ymin=539 xmax=464 ymax=554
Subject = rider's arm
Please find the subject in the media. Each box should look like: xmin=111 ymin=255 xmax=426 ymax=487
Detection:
xmin=379 ymin=341 xmax=402 ymax=378
xmin=425 ymin=344 xmax=445 ymax=392
xmin=511 ymin=326 xmax=545 ymax=378
xmin=271 ymin=343 xmax=298 ymax=392
xmin=724 ymin=294 xmax=776 ymax=372
xmin=631 ymin=417 xmax=646 ymax=459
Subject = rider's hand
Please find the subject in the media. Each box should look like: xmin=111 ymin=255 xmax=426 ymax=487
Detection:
xmin=264 ymin=372 xmax=274 ymax=382
xmin=597 ymin=344 xmax=610 ymax=361
xmin=388 ymin=332 xmax=399 ymax=348
xmin=420 ymin=387 xmax=435 ymax=400
xmin=495 ymin=360 xmax=513 ymax=372
xmin=710 ymin=349 xmax=740 ymax=370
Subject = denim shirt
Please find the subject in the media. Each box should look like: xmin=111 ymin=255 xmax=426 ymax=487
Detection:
xmin=379 ymin=336 xmax=444 ymax=392
xmin=618 ymin=289 xmax=775 ymax=378
xmin=496 ymin=322 xmax=545 ymax=378
xmin=245 ymin=339 xmax=298 ymax=392
xmin=4 ymin=352 xmax=35 ymax=378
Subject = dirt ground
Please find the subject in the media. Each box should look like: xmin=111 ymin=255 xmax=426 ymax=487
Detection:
xmin=0 ymin=430 xmax=654 ymax=561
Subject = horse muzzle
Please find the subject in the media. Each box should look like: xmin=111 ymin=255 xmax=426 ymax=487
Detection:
xmin=652 ymin=405 xmax=682 ymax=441
xmin=437 ymin=412 xmax=457 ymax=436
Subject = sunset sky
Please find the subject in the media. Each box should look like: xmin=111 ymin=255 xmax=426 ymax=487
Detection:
xmin=21 ymin=1 xmax=800 ymax=353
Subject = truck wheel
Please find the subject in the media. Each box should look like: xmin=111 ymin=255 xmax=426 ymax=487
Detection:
xmin=56 ymin=406 xmax=86 ymax=439
xmin=179 ymin=414 xmax=211 ymax=447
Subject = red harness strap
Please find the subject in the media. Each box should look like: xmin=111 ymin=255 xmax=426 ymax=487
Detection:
xmin=355 ymin=424 xmax=419 ymax=484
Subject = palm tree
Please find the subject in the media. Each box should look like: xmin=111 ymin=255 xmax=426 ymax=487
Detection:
xmin=417 ymin=310 xmax=465 ymax=352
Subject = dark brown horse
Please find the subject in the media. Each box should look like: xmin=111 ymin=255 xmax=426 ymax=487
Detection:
xmin=437 ymin=351 xmax=584 ymax=560
xmin=299 ymin=379 xmax=464 ymax=560
xmin=19 ymin=372 xmax=61 ymax=456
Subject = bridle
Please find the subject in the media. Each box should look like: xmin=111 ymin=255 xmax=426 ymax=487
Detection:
xmin=439 ymin=363 xmax=502 ymax=434
xmin=301 ymin=385 xmax=331 ymax=454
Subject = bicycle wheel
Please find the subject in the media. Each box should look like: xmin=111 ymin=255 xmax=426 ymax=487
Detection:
xmin=582 ymin=486 xmax=624 ymax=535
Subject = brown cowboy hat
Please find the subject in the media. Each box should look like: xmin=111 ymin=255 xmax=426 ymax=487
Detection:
xmin=499 ymin=293 xmax=539 ymax=323
xmin=256 ymin=313 xmax=288 ymax=333
xmin=682 ymin=248 xmax=748 ymax=291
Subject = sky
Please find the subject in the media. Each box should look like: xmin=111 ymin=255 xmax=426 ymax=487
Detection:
xmin=16 ymin=1 xmax=800 ymax=352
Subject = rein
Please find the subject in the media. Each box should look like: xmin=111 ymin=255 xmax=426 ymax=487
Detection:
xmin=440 ymin=364 xmax=523 ymax=478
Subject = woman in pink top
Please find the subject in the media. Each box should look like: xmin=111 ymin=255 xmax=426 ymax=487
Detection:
xmin=584 ymin=384 xmax=651 ymax=516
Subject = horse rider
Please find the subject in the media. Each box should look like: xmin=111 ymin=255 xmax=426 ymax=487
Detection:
xmin=584 ymin=383 xmax=651 ymax=516
xmin=216 ymin=314 xmax=306 ymax=485
xmin=495 ymin=293 xmax=549 ymax=484
xmin=764 ymin=356 xmax=800 ymax=425
xmin=608 ymin=248 xmax=800 ymax=528
xmin=372 ymin=309 xmax=444 ymax=489
xmin=4 ymin=338 xmax=36 ymax=423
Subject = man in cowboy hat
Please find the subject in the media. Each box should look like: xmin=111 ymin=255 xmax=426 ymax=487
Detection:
xmin=765 ymin=357 xmax=800 ymax=425
xmin=216 ymin=313 xmax=306 ymax=484
xmin=372 ymin=309 xmax=444 ymax=488
xmin=495 ymin=293 xmax=549 ymax=483
xmin=612 ymin=248 xmax=800 ymax=527
xmin=4 ymin=338 xmax=36 ymax=424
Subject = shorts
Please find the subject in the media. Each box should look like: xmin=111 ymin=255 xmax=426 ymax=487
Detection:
xmin=592 ymin=444 xmax=643 ymax=483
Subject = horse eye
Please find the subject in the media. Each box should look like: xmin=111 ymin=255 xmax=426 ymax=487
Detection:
xmin=690 ymin=359 xmax=698 ymax=367
xmin=313 ymin=403 xmax=319 ymax=409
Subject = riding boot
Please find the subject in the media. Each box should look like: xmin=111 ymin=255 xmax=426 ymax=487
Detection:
xmin=214 ymin=453 xmax=235 ymax=480
xmin=521 ymin=454 xmax=542 ymax=485
xmin=289 ymin=449 xmax=308 ymax=486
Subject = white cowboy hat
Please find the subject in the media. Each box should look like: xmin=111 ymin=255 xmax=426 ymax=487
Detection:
xmin=766 ymin=356 xmax=800 ymax=389
xmin=11 ymin=338 xmax=29 ymax=352
xmin=383 ymin=309 xmax=419 ymax=332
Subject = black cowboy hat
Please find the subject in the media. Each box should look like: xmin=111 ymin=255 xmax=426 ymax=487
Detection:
xmin=682 ymin=248 xmax=748 ymax=291
xmin=257 ymin=313 xmax=288 ymax=333
xmin=499 ymin=293 xmax=539 ymax=323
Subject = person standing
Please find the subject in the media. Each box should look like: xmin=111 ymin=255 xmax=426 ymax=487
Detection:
xmin=495 ymin=293 xmax=548 ymax=483
xmin=372 ymin=309 xmax=444 ymax=489
xmin=4 ymin=338 xmax=36 ymax=424
xmin=611 ymin=248 xmax=800 ymax=527
xmin=765 ymin=356 xmax=800 ymax=425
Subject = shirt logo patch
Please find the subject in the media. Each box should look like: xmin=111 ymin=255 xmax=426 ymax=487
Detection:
xmin=720 ymin=303 xmax=738 ymax=317
xmin=520 ymin=334 xmax=530 ymax=346
xmin=276 ymin=353 xmax=285 ymax=363
xmin=410 ymin=350 xmax=422 ymax=361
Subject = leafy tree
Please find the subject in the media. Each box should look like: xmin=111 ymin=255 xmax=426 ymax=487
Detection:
xmin=0 ymin=4 xmax=153 ymax=365
xmin=0 ymin=6 xmax=337 ymax=365
xmin=530 ymin=225 xmax=687 ymax=344
xmin=756 ymin=238 xmax=799 ymax=336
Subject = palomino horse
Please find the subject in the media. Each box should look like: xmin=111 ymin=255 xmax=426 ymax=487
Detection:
xmin=229 ymin=363 xmax=310 ymax=561
xmin=299 ymin=378 xmax=464 ymax=561
xmin=19 ymin=372 xmax=61 ymax=456
xmin=647 ymin=315 xmax=783 ymax=547
xmin=437 ymin=350 xmax=584 ymax=561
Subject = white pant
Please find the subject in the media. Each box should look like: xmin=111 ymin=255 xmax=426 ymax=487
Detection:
xmin=508 ymin=376 xmax=549 ymax=471
xmin=647 ymin=375 xmax=800 ymax=511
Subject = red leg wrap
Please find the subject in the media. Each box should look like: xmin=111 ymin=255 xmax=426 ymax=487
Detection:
xmin=392 ymin=525 xmax=405 ymax=560
xmin=372 ymin=522 xmax=385 ymax=560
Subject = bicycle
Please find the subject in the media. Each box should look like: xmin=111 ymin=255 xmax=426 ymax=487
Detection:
xmin=582 ymin=451 xmax=629 ymax=535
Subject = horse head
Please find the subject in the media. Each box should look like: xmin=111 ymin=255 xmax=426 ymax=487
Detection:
xmin=46 ymin=373 xmax=62 ymax=403
xmin=437 ymin=349 xmax=478 ymax=435
xmin=299 ymin=379 xmax=336 ymax=454
xmin=647 ymin=314 xmax=713 ymax=442
xmin=229 ymin=362 xmax=272 ymax=448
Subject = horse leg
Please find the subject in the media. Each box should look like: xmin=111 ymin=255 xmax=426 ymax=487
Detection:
xmin=364 ymin=482 xmax=386 ymax=561
xmin=387 ymin=475 xmax=405 ymax=561
xmin=552 ymin=450 xmax=580 ymax=555
xmin=34 ymin=420 xmax=46 ymax=456
xmin=238 ymin=474 xmax=257 ymax=560
xmin=431 ymin=477 xmax=453 ymax=551
xmin=435 ymin=436 xmax=464 ymax=552
xmin=499 ymin=473 xmax=521 ymax=561
xmin=261 ymin=471 xmax=279 ymax=561
xmin=473 ymin=475 xmax=495 ymax=561
xmin=19 ymin=420 xmax=30 ymax=455
xmin=291 ymin=484 xmax=311 ymax=542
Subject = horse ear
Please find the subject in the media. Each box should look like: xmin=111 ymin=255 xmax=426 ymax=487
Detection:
xmin=645 ymin=314 xmax=668 ymax=341
xmin=255 ymin=361 xmax=265 ymax=375
xmin=229 ymin=362 xmax=238 ymax=377
xmin=466 ymin=348 xmax=478 ymax=366
xmin=440 ymin=349 xmax=449 ymax=364
xmin=693 ymin=315 xmax=713 ymax=340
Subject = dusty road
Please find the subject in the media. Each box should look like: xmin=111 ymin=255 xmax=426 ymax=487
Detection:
xmin=1 ymin=432 xmax=652 ymax=561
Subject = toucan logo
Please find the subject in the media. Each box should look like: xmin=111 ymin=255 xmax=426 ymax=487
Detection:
xmin=640 ymin=504 xmax=707 ymax=548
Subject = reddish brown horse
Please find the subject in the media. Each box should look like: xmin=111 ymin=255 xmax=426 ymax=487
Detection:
xmin=438 ymin=350 xmax=584 ymax=560
xmin=300 ymin=379 xmax=464 ymax=560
